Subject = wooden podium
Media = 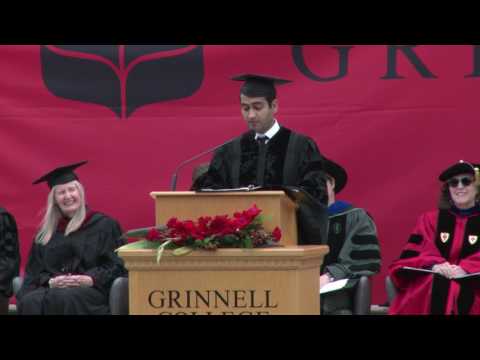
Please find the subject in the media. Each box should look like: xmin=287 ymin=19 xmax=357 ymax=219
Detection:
xmin=118 ymin=191 xmax=329 ymax=315
xmin=119 ymin=246 xmax=328 ymax=315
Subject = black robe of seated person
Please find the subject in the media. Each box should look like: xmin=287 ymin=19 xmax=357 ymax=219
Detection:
xmin=17 ymin=211 xmax=126 ymax=315
xmin=192 ymin=127 xmax=329 ymax=245
xmin=0 ymin=207 xmax=20 ymax=299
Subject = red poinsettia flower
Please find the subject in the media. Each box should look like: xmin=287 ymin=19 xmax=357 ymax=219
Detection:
xmin=198 ymin=216 xmax=212 ymax=225
xmin=272 ymin=227 xmax=282 ymax=242
xmin=167 ymin=217 xmax=180 ymax=229
xmin=245 ymin=204 xmax=262 ymax=221
xmin=182 ymin=220 xmax=196 ymax=233
xmin=197 ymin=217 xmax=212 ymax=238
xmin=210 ymin=215 xmax=232 ymax=235
xmin=146 ymin=228 xmax=161 ymax=241
xmin=170 ymin=221 xmax=190 ymax=238
xmin=232 ymin=215 xmax=251 ymax=230
xmin=232 ymin=204 xmax=261 ymax=229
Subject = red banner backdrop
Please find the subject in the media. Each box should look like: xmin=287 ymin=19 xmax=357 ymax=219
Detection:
xmin=1 ymin=45 xmax=479 ymax=305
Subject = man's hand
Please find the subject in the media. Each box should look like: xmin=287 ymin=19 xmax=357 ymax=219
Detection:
xmin=319 ymin=274 xmax=331 ymax=289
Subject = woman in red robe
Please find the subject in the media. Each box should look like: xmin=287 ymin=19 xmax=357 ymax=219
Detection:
xmin=389 ymin=160 xmax=480 ymax=315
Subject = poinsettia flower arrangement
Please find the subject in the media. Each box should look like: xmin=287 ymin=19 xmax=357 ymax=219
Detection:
xmin=116 ymin=204 xmax=282 ymax=263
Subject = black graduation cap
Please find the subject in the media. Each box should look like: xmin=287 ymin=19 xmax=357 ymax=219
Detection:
xmin=33 ymin=161 xmax=88 ymax=189
xmin=303 ymin=158 xmax=348 ymax=194
xmin=231 ymin=73 xmax=292 ymax=99
xmin=324 ymin=158 xmax=348 ymax=194
xmin=439 ymin=160 xmax=480 ymax=182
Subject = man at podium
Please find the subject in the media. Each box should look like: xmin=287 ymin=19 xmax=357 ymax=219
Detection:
xmin=192 ymin=74 xmax=328 ymax=245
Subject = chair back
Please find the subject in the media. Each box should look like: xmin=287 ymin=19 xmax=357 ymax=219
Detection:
xmin=110 ymin=277 xmax=129 ymax=315
xmin=353 ymin=275 xmax=371 ymax=315
xmin=385 ymin=276 xmax=397 ymax=305
xmin=12 ymin=276 xmax=23 ymax=295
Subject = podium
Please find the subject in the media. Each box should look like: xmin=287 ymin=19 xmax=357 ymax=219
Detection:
xmin=119 ymin=246 xmax=328 ymax=315
xmin=118 ymin=191 xmax=329 ymax=315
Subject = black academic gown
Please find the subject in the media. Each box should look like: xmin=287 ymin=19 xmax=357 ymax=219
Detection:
xmin=17 ymin=212 xmax=126 ymax=315
xmin=192 ymin=127 xmax=329 ymax=245
xmin=0 ymin=207 xmax=20 ymax=298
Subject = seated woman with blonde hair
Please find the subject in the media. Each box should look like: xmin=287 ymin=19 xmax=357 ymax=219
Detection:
xmin=17 ymin=161 xmax=126 ymax=315
xmin=389 ymin=160 xmax=480 ymax=315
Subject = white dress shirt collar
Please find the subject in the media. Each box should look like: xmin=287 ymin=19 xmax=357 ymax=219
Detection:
xmin=255 ymin=120 xmax=280 ymax=143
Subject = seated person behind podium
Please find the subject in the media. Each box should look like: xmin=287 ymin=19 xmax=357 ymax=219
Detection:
xmin=191 ymin=74 xmax=329 ymax=245
xmin=389 ymin=160 xmax=480 ymax=315
xmin=319 ymin=158 xmax=381 ymax=315
xmin=17 ymin=161 xmax=126 ymax=315
xmin=0 ymin=206 xmax=20 ymax=315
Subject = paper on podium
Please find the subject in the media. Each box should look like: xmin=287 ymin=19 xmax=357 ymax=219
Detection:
xmin=198 ymin=185 xmax=261 ymax=192
xmin=198 ymin=185 xmax=317 ymax=207
xmin=320 ymin=279 xmax=348 ymax=295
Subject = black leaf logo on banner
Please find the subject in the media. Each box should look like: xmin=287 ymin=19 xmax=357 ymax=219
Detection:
xmin=41 ymin=45 xmax=204 ymax=118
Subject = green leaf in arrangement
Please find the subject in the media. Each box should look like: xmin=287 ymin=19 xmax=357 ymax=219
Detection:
xmin=122 ymin=228 xmax=151 ymax=239
xmin=221 ymin=235 xmax=237 ymax=245
xmin=164 ymin=241 xmax=178 ymax=250
xmin=115 ymin=240 xmax=160 ymax=253
xmin=243 ymin=235 xmax=253 ymax=249
xmin=173 ymin=247 xmax=194 ymax=256
xmin=203 ymin=236 xmax=214 ymax=245
xmin=157 ymin=240 xmax=173 ymax=263
xmin=122 ymin=225 xmax=167 ymax=239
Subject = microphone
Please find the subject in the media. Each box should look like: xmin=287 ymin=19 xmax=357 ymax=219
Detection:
xmin=170 ymin=136 xmax=238 ymax=191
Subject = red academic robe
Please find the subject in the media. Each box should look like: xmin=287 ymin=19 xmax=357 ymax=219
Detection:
xmin=389 ymin=209 xmax=480 ymax=315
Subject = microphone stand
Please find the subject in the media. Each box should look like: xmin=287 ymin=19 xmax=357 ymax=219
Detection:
xmin=170 ymin=137 xmax=237 ymax=191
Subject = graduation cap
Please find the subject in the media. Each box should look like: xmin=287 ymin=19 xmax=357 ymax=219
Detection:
xmin=303 ymin=158 xmax=348 ymax=194
xmin=324 ymin=158 xmax=348 ymax=194
xmin=232 ymin=73 xmax=292 ymax=99
xmin=33 ymin=161 xmax=88 ymax=189
xmin=439 ymin=160 xmax=480 ymax=182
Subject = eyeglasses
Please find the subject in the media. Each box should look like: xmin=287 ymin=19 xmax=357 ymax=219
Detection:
xmin=448 ymin=177 xmax=474 ymax=188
